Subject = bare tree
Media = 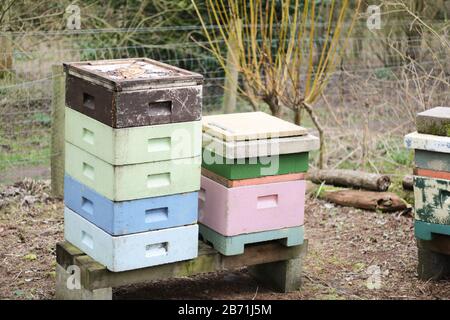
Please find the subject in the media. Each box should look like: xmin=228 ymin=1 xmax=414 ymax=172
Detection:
xmin=192 ymin=0 xmax=361 ymax=168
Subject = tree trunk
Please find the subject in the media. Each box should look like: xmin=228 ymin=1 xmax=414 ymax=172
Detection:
xmin=308 ymin=169 xmax=391 ymax=192
xmin=294 ymin=107 xmax=302 ymax=125
xmin=303 ymin=102 xmax=325 ymax=169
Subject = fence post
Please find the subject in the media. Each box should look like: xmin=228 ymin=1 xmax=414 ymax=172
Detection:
xmin=222 ymin=21 xmax=240 ymax=114
xmin=51 ymin=65 xmax=65 ymax=198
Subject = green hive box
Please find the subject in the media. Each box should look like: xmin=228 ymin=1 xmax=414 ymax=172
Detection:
xmin=414 ymin=176 xmax=450 ymax=225
xmin=202 ymin=149 xmax=309 ymax=180
xmin=65 ymin=142 xmax=201 ymax=201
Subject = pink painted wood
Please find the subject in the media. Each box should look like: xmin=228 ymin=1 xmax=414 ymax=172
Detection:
xmin=199 ymin=176 xmax=305 ymax=236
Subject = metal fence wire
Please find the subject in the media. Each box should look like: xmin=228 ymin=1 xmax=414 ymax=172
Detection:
xmin=0 ymin=25 xmax=449 ymax=183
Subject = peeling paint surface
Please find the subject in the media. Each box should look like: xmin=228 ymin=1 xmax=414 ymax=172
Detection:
xmin=414 ymin=176 xmax=450 ymax=225
xmin=404 ymin=132 xmax=450 ymax=153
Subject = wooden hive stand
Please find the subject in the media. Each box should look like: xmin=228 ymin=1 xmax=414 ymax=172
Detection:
xmin=417 ymin=234 xmax=450 ymax=280
xmin=55 ymin=240 xmax=308 ymax=300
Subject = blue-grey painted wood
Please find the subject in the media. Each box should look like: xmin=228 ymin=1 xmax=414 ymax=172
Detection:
xmin=64 ymin=175 xmax=198 ymax=235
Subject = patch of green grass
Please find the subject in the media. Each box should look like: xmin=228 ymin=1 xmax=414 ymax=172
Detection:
xmin=0 ymin=125 xmax=51 ymax=172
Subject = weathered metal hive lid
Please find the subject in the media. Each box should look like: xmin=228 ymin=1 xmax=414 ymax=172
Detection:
xmin=63 ymin=58 xmax=203 ymax=91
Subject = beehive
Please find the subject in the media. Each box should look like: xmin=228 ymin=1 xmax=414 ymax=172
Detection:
xmin=63 ymin=58 xmax=202 ymax=271
xmin=199 ymin=112 xmax=319 ymax=255
xmin=405 ymin=107 xmax=450 ymax=241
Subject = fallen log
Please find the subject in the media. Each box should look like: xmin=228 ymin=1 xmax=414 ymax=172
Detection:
xmin=307 ymin=169 xmax=391 ymax=192
xmin=402 ymin=175 xmax=414 ymax=191
xmin=321 ymin=190 xmax=408 ymax=212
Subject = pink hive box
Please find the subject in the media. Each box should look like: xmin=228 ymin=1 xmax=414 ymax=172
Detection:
xmin=199 ymin=176 xmax=305 ymax=236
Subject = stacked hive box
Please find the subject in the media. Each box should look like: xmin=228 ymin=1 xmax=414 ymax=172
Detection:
xmin=404 ymin=107 xmax=450 ymax=241
xmin=63 ymin=58 xmax=203 ymax=272
xmin=199 ymin=112 xmax=319 ymax=255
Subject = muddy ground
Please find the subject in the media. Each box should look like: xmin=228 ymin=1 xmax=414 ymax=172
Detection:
xmin=0 ymin=179 xmax=449 ymax=300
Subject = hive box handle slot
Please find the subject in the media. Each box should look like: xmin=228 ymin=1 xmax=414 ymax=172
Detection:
xmin=81 ymin=197 xmax=94 ymax=215
xmin=145 ymin=207 xmax=169 ymax=223
xmin=257 ymin=194 xmax=279 ymax=209
xmin=82 ymin=128 xmax=95 ymax=145
xmin=145 ymin=242 xmax=168 ymax=258
xmin=147 ymin=173 xmax=170 ymax=188
xmin=148 ymin=101 xmax=172 ymax=116
xmin=82 ymin=162 xmax=95 ymax=180
xmin=83 ymin=93 xmax=95 ymax=110
xmin=81 ymin=231 xmax=94 ymax=249
xmin=148 ymin=137 xmax=171 ymax=153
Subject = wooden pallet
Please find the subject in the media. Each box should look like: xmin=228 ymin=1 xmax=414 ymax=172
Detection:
xmin=55 ymin=239 xmax=308 ymax=299
xmin=417 ymin=234 xmax=450 ymax=281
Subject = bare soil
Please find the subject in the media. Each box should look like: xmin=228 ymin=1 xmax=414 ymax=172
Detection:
xmin=0 ymin=179 xmax=449 ymax=300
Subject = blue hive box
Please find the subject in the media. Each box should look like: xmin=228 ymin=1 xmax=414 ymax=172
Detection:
xmin=64 ymin=175 xmax=198 ymax=236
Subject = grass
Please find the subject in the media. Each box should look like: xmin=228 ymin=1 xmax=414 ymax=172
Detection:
xmin=0 ymin=124 xmax=51 ymax=172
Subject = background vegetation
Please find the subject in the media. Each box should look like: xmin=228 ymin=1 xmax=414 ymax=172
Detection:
xmin=0 ymin=0 xmax=449 ymax=183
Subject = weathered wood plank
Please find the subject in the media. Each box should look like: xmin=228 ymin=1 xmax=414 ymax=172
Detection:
xmin=55 ymin=263 xmax=112 ymax=300
xmin=64 ymin=58 xmax=203 ymax=129
xmin=249 ymin=243 xmax=308 ymax=293
xmin=202 ymin=132 xmax=319 ymax=159
xmin=414 ymin=168 xmax=450 ymax=180
xmin=416 ymin=235 xmax=450 ymax=281
xmin=56 ymin=241 xmax=84 ymax=269
xmin=417 ymin=246 xmax=450 ymax=281
xmin=51 ymin=65 xmax=65 ymax=198
xmin=203 ymin=112 xmax=307 ymax=142
xmin=56 ymin=240 xmax=305 ymax=291
xmin=417 ymin=234 xmax=450 ymax=256
xmin=404 ymin=132 xmax=450 ymax=154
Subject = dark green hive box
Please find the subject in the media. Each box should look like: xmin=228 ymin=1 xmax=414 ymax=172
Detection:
xmin=202 ymin=149 xmax=309 ymax=180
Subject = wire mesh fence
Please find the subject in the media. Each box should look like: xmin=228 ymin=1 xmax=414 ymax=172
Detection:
xmin=0 ymin=24 xmax=449 ymax=183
